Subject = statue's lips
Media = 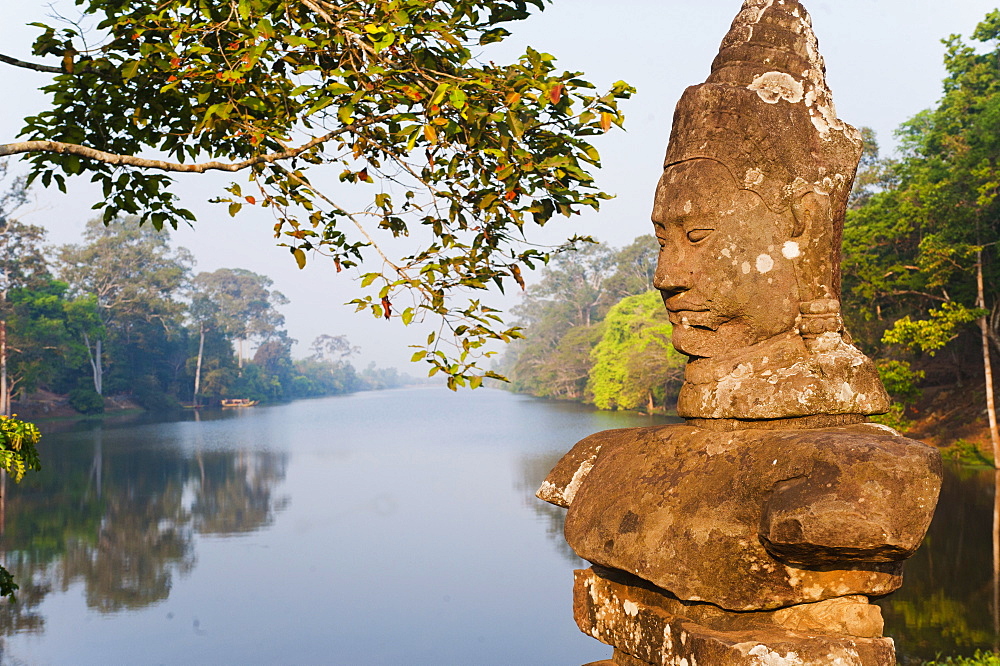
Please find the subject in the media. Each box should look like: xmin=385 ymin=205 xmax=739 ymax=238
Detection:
xmin=666 ymin=307 xmax=718 ymax=330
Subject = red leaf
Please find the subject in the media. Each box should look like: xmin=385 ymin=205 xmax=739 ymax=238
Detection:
xmin=549 ymin=84 xmax=563 ymax=104
xmin=381 ymin=297 xmax=392 ymax=319
xmin=335 ymin=258 xmax=342 ymax=273
xmin=245 ymin=196 xmax=256 ymax=205
xmin=505 ymin=190 xmax=517 ymax=201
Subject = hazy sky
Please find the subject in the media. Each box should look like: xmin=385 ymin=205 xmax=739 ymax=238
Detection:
xmin=0 ymin=0 xmax=997 ymax=371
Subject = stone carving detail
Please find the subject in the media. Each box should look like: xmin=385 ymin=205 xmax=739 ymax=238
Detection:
xmin=538 ymin=2 xmax=943 ymax=665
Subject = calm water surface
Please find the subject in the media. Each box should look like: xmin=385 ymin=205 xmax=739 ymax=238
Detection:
xmin=0 ymin=387 xmax=993 ymax=665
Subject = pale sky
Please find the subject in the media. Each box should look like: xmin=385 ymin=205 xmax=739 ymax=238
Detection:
xmin=0 ymin=0 xmax=997 ymax=371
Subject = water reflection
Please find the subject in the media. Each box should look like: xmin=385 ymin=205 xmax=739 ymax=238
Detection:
xmin=883 ymin=463 xmax=999 ymax=663
xmin=0 ymin=420 xmax=288 ymax=635
xmin=518 ymin=451 xmax=580 ymax=564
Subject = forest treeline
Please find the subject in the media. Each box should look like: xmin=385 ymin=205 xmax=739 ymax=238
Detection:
xmin=505 ymin=10 xmax=1000 ymax=428
xmin=500 ymin=236 xmax=684 ymax=412
xmin=0 ymin=182 xmax=410 ymax=416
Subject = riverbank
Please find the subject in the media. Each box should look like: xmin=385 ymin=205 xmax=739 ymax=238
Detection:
xmin=9 ymin=389 xmax=142 ymax=421
xmin=903 ymin=379 xmax=996 ymax=457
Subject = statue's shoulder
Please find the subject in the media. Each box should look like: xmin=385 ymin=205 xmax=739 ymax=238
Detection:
xmin=536 ymin=424 xmax=692 ymax=508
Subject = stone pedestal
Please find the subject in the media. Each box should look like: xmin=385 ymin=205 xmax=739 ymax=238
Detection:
xmin=574 ymin=567 xmax=895 ymax=666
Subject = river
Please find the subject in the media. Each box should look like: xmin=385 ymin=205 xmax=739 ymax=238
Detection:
xmin=0 ymin=387 xmax=993 ymax=665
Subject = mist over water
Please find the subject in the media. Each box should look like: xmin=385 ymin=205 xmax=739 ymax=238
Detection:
xmin=0 ymin=388 xmax=992 ymax=664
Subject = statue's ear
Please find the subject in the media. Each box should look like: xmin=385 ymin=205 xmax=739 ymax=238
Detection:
xmin=790 ymin=189 xmax=831 ymax=239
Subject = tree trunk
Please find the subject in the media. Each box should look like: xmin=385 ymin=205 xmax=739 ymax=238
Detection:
xmin=994 ymin=470 xmax=1000 ymax=642
xmin=194 ymin=322 xmax=205 ymax=406
xmin=95 ymin=338 xmax=102 ymax=395
xmin=647 ymin=390 xmax=654 ymax=414
xmin=238 ymin=338 xmax=245 ymax=369
xmin=978 ymin=252 xmax=1000 ymax=466
xmin=0 ymin=317 xmax=8 ymax=417
xmin=82 ymin=332 xmax=103 ymax=395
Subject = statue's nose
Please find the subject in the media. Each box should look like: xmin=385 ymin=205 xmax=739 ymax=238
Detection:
xmin=653 ymin=248 xmax=694 ymax=297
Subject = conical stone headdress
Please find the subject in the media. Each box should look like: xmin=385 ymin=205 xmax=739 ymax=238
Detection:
xmin=664 ymin=0 xmax=863 ymax=308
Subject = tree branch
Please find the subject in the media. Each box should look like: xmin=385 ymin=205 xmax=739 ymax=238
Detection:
xmin=0 ymin=117 xmax=390 ymax=173
xmin=0 ymin=53 xmax=62 ymax=74
xmin=888 ymin=290 xmax=950 ymax=303
xmin=301 ymin=0 xmax=335 ymax=23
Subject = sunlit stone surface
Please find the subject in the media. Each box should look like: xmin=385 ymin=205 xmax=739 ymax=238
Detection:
xmin=539 ymin=1 xmax=943 ymax=664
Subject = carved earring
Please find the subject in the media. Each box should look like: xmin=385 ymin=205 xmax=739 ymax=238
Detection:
xmin=789 ymin=189 xmax=844 ymax=343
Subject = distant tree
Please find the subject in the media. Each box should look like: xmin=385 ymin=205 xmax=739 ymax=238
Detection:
xmin=190 ymin=268 xmax=288 ymax=369
xmin=57 ymin=218 xmax=193 ymax=396
xmin=847 ymin=127 xmax=897 ymax=211
xmin=6 ymin=279 xmax=77 ymax=409
xmin=507 ymin=238 xmax=662 ymax=400
xmin=588 ymin=291 xmax=684 ymax=412
xmin=602 ymin=235 xmax=659 ymax=304
xmin=187 ymin=287 xmax=220 ymax=406
xmin=842 ymin=10 xmax=1000 ymax=459
xmin=309 ymin=334 xmax=359 ymax=362
xmin=251 ymin=335 xmax=296 ymax=400
xmin=0 ymin=170 xmax=54 ymax=413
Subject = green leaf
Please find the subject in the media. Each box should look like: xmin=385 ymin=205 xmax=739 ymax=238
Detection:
xmin=430 ymin=82 xmax=450 ymax=107
xmin=121 ymin=60 xmax=140 ymax=80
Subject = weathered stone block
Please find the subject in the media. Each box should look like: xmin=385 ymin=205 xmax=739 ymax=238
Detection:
xmin=541 ymin=423 xmax=941 ymax=611
xmin=575 ymin=567 xmax=895 ymax=666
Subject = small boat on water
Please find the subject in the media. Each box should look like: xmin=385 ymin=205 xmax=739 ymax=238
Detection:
xmin=220 ymin=398 xmax=259 ymax=408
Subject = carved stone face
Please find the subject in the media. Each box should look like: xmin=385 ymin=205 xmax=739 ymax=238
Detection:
xmin=652 ymin=159 xmax=800 ymax=359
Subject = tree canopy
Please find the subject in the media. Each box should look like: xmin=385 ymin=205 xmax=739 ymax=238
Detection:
xmin=837 ymin=11 xmax=1000 ymax=441
xmin=843 ymin=11 xmax=1000 ymax=348
xmin=0 ymin=0 xmax=633 ymax=386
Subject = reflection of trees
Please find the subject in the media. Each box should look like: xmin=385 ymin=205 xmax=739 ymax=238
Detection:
xmin=192 ymin=451 xmax=289 ymax=535
xmin=881 ymin=464 xmax=998 ymax=664
xmin=0 ymin=422 xmax=288 ymax=634
xmin=0 ymin=560 xmax=48 ymax=636
xmin=58 ymin=489 xmax=195 ymax=613
xmin=516 ymin=451 xmax=582 ymax=565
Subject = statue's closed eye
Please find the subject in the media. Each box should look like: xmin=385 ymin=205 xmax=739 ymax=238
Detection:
xmin=687 ymin=228 xmax=714 ymax=243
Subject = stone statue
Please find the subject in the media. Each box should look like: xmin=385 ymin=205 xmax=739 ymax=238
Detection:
xmin=653 ymin=0 xmax=889 ymax=425
xmin=537 ymin=2 xmax=943 ymax=664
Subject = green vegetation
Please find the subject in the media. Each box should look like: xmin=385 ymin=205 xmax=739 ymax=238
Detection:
xmin=940 ymin=439 xmax=994 ymax=467
xmin=924 ymin=651 xmax=1000 ymax=665
xmin=0 ymin=171 xmax=412 ymax=414
xmin=0 ymin=0 xmax=633 ymax=385
xmin=589 ymin=291 xmax=684 ymax=412
xmin=0 ymin=413 xmax=42 ymax=600
xmin=503 ymin=236 xmax=682 ymax=413
xmin=841 ymin=11 xmax=1000 ymax=445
